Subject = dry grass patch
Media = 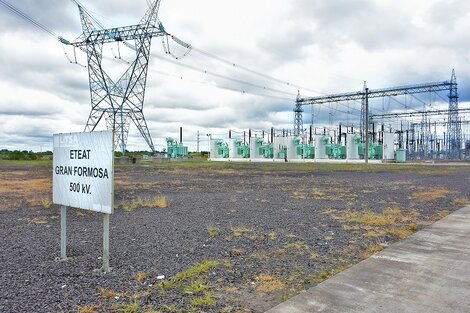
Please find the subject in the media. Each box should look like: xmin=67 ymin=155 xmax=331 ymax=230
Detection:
xmin=77 ymin=304 xmax=100 ymax=313
xmin=362 ymin=244 xmax=384 ymax=259
xmin=19 ymin=216 xmax=48 ymax=225
xmin=0 ymin=175 xmax=52 ymax=207
xmin=122 ymin=196 xmax=168 ymax=212
xmin=452 ymin=198 xmax=470 ymax=207
xmin=334 ymin=208 xmax=403 ymax=226
xmin=135 ymin=272 xmax=148 ymax=283
xmin=291 ymin=191 xmax=308 ymax=199
xmin=112 ymin=302 xmax=139 ymax=313
xmin=230 ymin=248 xmax=246 ymax=256
xmin=267 ymin=231 xmax=277 ymax=240
xmin=206 ymin=225 xmax=220 ymax=238
xmin=434 ymin=209 xmax=450 ymax=220
xmin=98 ymin=288 xmax=123 ymax=300
xmin=410 ymin=187 xmax=455 ymax=203
xmin=282 ymin=241 xmax=310 ymax=254
xmin=321 ymin=208 xmax=337 ymax=215
xmin=256 ymin=274 xmax=285 ymax=293
xmin=307 ymin=265 xmax=352 ymax=285
xmin=335 ymin=208 xmax=421 ymax=240
xmin=232 ymin=228 xmax=256 ymax=240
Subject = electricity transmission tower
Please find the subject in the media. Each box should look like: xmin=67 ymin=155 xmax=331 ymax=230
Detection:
xmin=64 ymin=0 xmax=168 ymax=154
xmin=446 ymin=69 xmax=461 ymax=159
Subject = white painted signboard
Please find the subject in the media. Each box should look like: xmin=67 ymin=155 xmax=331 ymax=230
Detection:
xmin=53 ymin=131 xmax=114 ymax=214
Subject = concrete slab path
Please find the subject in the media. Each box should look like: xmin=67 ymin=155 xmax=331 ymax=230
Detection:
xmin=266 ymin=205 xmax=470 ymax=313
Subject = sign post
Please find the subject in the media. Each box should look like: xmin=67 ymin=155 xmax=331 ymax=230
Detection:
xmin=60 ymin=205 xmax=67 ymax=259
xmin=103 ymin=213 xmax=110 ymax=272
xmin=53 ymin=131 xmax=114 ymax=272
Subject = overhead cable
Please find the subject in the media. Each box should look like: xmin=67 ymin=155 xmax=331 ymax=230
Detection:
xmin=0 ymin=0 xmax=58 ymax=38
xmin=123 ymin=42 xmax=297 ymax=98
xmin=169 ymin=35 xmax=324 ymax=95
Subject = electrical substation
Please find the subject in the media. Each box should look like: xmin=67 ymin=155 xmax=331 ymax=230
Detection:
xmin=209 ymin=70 xmax=468 ymax=163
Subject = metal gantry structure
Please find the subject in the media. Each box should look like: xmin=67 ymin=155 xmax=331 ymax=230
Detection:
xmin=62 ymin=0 xmax=168 ymax=154
xmin=447 ymin=69 xmax=461 ymax=159
xmin=294 ymin=70 xmax=463 ymax=159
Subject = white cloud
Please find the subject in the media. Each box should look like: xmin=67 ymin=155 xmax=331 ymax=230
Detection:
xmin=0 ymin=0 xmax=468 ymax=151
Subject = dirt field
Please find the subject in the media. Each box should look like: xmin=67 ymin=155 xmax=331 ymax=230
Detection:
xmin=0 ymin=161 xmax=469 ymax=313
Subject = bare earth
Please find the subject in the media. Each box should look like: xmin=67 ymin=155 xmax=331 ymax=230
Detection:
xmin=0 ymin=162 xmax=469 ymax=313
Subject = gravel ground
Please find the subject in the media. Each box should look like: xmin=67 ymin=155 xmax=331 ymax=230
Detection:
xmin=0 ymin=162 xmax=469 ymax=313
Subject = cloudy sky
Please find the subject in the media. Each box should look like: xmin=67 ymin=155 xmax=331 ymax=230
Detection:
xmin=0 ymin=0 xmax=469 ymax=152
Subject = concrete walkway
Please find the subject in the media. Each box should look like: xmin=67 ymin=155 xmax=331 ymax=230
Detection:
xmin=267 ymin=205 xmax=470 ymax=313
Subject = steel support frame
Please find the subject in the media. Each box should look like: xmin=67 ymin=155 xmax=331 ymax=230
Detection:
xmin=295 ymin=74 xmax=461 ymax=159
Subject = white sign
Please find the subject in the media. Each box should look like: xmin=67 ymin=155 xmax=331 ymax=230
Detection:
xmin=53 ymin=131 xmax=114 ymax=214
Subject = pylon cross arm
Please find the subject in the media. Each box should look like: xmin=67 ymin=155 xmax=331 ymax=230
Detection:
xmin=70 ymin=25 xmax=165 ymax=47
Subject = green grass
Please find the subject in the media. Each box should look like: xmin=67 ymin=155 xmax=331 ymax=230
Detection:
xmin=118 ymin=160 xmax=470 ymax=176
xmin=157 ymin=260 xmax=220 ymax=295
xmin=189 ymin=292 xmax=216 ymax=309
xmin=3 ymin=158 xmax=465 ymax=177
xmin=172 ymin=260 xmax=219 ymax=282
xmin=0 ymin=159 xmax=52 ymax=167
xmin=112 ymin=302 xmax=139 ymax=313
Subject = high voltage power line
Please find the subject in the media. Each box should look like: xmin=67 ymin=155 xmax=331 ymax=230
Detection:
xmin=0 ymin=0 xmax=324 ymax=105
xmin=0 ymin=0 xmax=365 ymax=124
xmin=0 ymin=0 xmax=59 ymax=39
xmin=0 ymin=0 xmax=443 ymax=125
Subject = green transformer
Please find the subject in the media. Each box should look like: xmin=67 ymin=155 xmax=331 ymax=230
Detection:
xmin=166 ymin=138 xmax=189 ymax=158
xmin=215 ymin=140 xmax=229 ymax=158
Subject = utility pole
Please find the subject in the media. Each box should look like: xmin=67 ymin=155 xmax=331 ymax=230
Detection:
xmin=365 ymin=86 xmax=369 ymax=164
xmin=197 ymin=131 xmax=200 ymax=153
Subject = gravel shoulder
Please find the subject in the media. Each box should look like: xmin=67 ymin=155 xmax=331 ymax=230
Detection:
xmin=0 ymin=162 xmax=469 ymax=313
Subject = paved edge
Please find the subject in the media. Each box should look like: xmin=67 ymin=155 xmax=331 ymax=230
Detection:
xmin=266 ymin=205 xmax=470 ymax=313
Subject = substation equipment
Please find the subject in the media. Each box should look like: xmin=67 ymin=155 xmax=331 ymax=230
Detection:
xmin=166 ymin=127 xmax=189 ymax=158
xmin=294 ymin=70 xmax=463 ymax=161
xmin=209 ymin=126 xmax=396 ymax=163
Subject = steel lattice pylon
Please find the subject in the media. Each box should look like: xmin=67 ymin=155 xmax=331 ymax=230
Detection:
xmin=446 ymin=69 xmax=461 ymax=159
xmin=293 ymin=91 xmax=303 ymax=136
xmin=67 ymin=1 xmax=167 ymax=154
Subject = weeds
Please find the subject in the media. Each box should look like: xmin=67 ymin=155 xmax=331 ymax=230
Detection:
xmin=206 ymin=225 xmax=220 ymax=238
xmin=40 ymin=198 xmax=53 ymax=209
xmin=362 ymin=244 xmax=384 ymax=258
xmin=122 ymin=196 xmax=168 ymax=212
xmin=282 ymin=241 xmax=310 ymax=254
xmin=267 ymin=231 xmax=278 ymax=240
xmin=112 ymin=302 xmax=139 ymax=313
xmin=335 ymin=208 xmax=420 ymax=240
xmin=189 ymin=292 xmax=216 ymax=309
xmin=98 ymin=288 xmax=122 ymax=300
xmin=452 ymin=198 xmax=470 ymax=207
xmin=232 ymin=227 xmax=257 ymax=239
xmin=135 ymin=272 xmax=148 ymax=283
xmin=171 ymin=260 xmax=219 ymax=282
xmin=230 ymin=248 xmax=246 ymax=256
xmin=183 ymin=279 xmax=209 ymax=295
xmin=256 ymin=274 xmax=285 ymax=293
xmin=77 ymin=305 xmax=100 ymax=313
xmin=410 ymin=187 xmax=454 ymax=203
xmin=333 ymin=208 xmax=402 ymax=226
